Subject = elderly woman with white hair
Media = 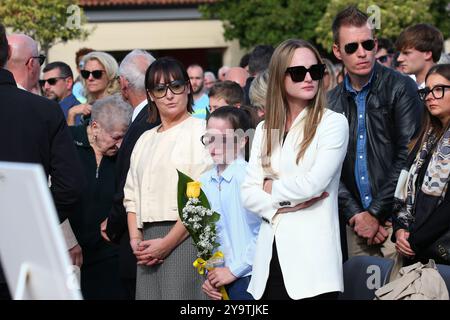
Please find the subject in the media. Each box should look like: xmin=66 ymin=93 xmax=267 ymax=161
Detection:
xmin=68 ymin=94 xmax=132 ymax=299
xmin=67 ymin=51 xmax=121 ymax=126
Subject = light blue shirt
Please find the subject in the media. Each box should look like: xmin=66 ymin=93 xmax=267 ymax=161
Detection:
xmin=200 ymin=158 xmax=261 ymax=278
xmin=192 ymin=93 xmax=210 ymax=119
xmin=72 ymin=81 xmax=87 ymax=104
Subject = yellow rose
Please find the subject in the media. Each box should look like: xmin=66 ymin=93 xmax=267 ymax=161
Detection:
xmin=186 ymin=181 xmax=201 ymax=198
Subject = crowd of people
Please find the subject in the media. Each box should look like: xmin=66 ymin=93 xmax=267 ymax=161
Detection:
xmin=0 ymin=5 xmax=450 ymax=300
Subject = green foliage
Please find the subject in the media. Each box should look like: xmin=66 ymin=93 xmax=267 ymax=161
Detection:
xmin=200 ymin=0 xmax=329 ymax=49
xmin=0 ymin=0 xmax=90 ymax=53
xmin=430 ymin=0 xmax=450 ymax=39
xmin=315 ymin=0 xmax=435 ymax=51
xmin=200 ymin=0 xmax=446 ymax=54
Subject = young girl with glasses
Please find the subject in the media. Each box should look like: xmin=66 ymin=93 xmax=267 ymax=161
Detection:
xmin=199 ymin=106 xmax=261 ymax=300
xmin=393 ymin=64 xmax=450 ymax=266
xmin=241 ymin=39 xmax=349 ymax=300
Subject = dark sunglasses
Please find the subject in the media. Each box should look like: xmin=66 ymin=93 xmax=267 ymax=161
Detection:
xmin=149 ymin=80 xmax=187 ymax=99
xmin=344 ymin=39 xmax=376 ymax=55
xmin=38 ymin=77 xmax=67 ymax=87
xmin=418 ymin=85 xmax=450 ymax=101
xmin=377 ymin=55 xmax=389 ymax=63
xmin=25 ymin=54 xmax=46 ymax=66
xmin=80 ymin=69 xmax=105 ymax=80
xmin=286 ymin=64 xmax=326 ymax=82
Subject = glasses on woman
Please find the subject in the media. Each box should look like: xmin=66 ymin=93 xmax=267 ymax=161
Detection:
xmin=81 ymin=69 xmax=105 ymax=80
xmin=286 ymin=64 xmax=326 ymax=82
xmin=344 ymin=39 xmax=376 ymax=55
xmin=418 ymin=85 xmax=450 ymax=101
xmin=149 ymin=80 xmax=187 ymax=99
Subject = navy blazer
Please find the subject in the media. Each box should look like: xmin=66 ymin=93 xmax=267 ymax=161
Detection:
xmin=0 ymin=68 xmax=85 ymax=288
xmin=106 ymin=103 xmax=159 ymax=278
xmin=0 ymin=69 xmax=84 ymax=221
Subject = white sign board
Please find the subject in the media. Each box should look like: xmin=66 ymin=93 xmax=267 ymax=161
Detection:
xmin=0 ymin=162 xmax=82 ymax=300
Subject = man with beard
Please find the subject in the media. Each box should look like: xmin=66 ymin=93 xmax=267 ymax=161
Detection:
xmin=187 ymin=64 xmax=209 ymax=119
xmin=41 ymin=62 xmax=81 ymax=123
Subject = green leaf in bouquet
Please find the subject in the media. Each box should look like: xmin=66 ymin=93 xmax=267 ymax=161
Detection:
xmin=176 ymin=169 xmax=211 ymax=210
xmin=176 ymin=169 xmax=192 ymax=219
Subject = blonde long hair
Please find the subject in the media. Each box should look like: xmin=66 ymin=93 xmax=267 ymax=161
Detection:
xmin=263 ymin=39 xmax=326 ymax=174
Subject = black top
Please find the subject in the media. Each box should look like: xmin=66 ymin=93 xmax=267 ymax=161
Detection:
xmin=393 ymin=140 xmax=450 ymax=265
xmin=0 ymin=69 xmax=85 ymax=222
xmin=68 ymin=124 xmax=118 ymax=265
xmin=0 ymin=68 xmax=85 ymax=285
xmin=408 ymin=155 xmax=450 ymax=264
xmin=105 ymin=104 xmax=159 ymax=278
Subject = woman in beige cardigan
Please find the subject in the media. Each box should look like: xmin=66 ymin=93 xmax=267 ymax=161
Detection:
xmin=124 ymin=57 xmax=211 ymax=300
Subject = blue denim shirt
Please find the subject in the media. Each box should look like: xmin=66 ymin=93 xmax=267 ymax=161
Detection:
xmin=60 ymin=93 xmax=82 ymax=125
xmin=344 ymin=73 xmax=374 ymax=209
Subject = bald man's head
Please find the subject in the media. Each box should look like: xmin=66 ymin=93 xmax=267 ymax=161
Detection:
xmin=6 ymin=34 xmax=41 ymax=91
xmin=7 ymin=34 xmax=38 ymax=65
xmin=224 ymin=67 xmax=249 ymax=88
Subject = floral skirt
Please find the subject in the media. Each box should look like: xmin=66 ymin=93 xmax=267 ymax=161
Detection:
xmin=136 ymin=221 xmax=207 ymax=300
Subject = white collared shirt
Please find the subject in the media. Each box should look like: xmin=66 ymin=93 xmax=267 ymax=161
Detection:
xmin=131 ymin=99 xmax=148 ymax=122
xmin=17 ymin=83 xmax=27 ymax=91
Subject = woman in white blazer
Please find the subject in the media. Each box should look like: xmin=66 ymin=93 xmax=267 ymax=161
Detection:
xmin=241 ymin=39 xmax=349 ymax=300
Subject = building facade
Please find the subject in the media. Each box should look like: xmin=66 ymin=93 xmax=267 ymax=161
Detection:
xmin=48 ymin=0 xmax=245 ymax=76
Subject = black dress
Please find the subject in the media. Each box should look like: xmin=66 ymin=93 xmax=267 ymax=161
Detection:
xmin=69 ymin=124 xmax=125 ymax=299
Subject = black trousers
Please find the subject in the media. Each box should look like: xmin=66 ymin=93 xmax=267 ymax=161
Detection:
xmin=121 ymin=277 xmax=136 ymax=300
xmin=261 ymin=241 xmax=338 ymax=300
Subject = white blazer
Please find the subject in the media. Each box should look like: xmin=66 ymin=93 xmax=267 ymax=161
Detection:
xmin=241 ymin=108 xmax=349 ymax=300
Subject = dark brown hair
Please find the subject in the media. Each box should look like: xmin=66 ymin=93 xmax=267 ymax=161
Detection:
xmin=396 ymin=24 xmax=444 ymax=63
xmin=145 ymin=57 xmax=194 ymax=123
xmin=207 ymin=106 xmax=255 ymax=161
xmin=332 ymin=6 xmax=370 ymax=44
xmin=416 ymin=64 xmax=450 ymax=148
xmin=208 ymin=80 xmax=245 ymax=106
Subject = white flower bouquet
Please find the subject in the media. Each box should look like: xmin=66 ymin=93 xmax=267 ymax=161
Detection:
xmin=177 ymin=170 xmax=229 ymax=299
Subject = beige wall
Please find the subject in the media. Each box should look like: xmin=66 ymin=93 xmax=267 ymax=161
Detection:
xmin=48 ymin=19 xmax=245 ymax=74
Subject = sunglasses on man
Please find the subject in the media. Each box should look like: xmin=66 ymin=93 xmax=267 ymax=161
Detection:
xmin=25 ymin=54 xmax=46 ymax=66
xmin=418 ymin=85 xmax=450 ymax=101
xmin=80 ymin=69 xmax=105 ymax=80
xmin=344 ymin=39 xmax=376 ymax=55
xmin=286 ymin=63 xmax=326 ymax=82
xmin=148 ymin=80 xmax=188 ymax=99
xmin=38 ymin=77 xmax=68 ymax=87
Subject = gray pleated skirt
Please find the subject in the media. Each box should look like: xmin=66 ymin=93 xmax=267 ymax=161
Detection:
xmin=135 ymin=221 xmax=207 ymax=300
